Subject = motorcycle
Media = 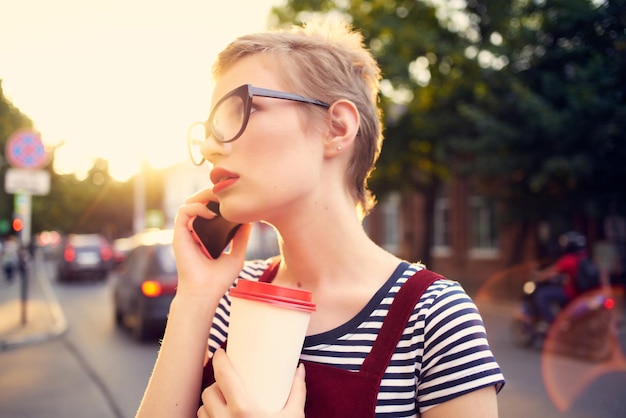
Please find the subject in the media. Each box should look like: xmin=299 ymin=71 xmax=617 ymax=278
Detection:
xmin=511 ymin=277 xmax=616 ymax=362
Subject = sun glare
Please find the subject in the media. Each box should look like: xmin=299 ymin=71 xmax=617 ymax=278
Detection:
xmin=1 ymin=0 xmax=283 ymax=182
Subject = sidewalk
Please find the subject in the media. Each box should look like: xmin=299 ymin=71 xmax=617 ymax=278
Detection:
xmin=0 ymin=251 xmax=126 ymax=418
xmin=0 ymin=251 xmax=67 ymax=351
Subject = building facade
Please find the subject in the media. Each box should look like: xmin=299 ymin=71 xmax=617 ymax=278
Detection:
xmin=366 ymin=177 xmax=538 ymax=297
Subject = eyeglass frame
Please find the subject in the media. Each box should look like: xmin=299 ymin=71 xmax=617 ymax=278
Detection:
xmin=187 ymin=84 xmax=331 ymax=165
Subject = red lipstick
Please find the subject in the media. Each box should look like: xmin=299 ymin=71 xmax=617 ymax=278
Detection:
xmin=210 ymin=167 xmax=239 ymax=194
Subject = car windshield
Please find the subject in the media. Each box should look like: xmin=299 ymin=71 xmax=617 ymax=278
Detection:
xmin=69 ymin=234 xmax=105 ymax=247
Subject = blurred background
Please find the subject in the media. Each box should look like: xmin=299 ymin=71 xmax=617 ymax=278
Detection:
xmin=1 ymin=1 xmax=625 ymax=417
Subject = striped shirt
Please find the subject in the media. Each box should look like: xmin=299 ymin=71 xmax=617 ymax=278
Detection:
xmin=208 ymin=259 xmax=505 ymax=416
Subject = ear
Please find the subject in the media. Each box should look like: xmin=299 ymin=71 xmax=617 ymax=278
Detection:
xmin=323 ymin=99 xmax=360 ymax=157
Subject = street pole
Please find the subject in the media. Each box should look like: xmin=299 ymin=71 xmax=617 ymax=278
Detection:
xmin=133 ymin=168 xmax=146 ymax=234
xmin=14 ymin=193 xmax=31 ymax=325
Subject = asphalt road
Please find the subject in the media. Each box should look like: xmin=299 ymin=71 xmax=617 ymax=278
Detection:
xmin=477 ymin=299 xmax=626 ymax=418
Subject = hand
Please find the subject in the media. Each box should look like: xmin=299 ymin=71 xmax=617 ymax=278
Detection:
xmin=198 ymin=349 xmax=307 ymax=418
xmin=172 ymin=188 xmax=252 ymax=300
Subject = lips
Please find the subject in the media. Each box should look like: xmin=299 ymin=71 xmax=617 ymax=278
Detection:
xmin=210 ymin=167 xmax=239 ymax=194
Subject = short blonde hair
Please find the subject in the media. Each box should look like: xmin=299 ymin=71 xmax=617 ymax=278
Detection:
xmin=213 ymin=18 xmax=383 ymax=217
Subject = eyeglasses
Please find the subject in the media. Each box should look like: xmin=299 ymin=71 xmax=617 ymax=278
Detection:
xmin=187 ymin=84 xmax=330 ymax=165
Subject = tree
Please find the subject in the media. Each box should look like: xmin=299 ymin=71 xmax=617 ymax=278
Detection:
xmin=460 ymin=0 xmax=626 ymax=257
xmin=274 ymin=0 xmax=626 ymax=264
xmin=31 ymin=158 xmax=134 ymax=238
xmin=273 ymin=1 xmax=480 ymax=264
xmin=0 ymin=81 xmax=34 ymax=235
xmin=1 ymin=84 xmax=146 ymax=241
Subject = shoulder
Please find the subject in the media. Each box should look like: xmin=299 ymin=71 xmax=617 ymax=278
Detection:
xmin=398 ymin=264 xmax=471 ymax=312
xmin=398 ymin=265 xmax=494 ymax=356
xmin=400 ymin=267 xmax=505 ymax=410
xmin=394 ymin=264 xmax=482 ymax=340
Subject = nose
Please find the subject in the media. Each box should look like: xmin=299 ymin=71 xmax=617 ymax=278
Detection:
xmin=201 ymin=134 xmax=229 ymax=164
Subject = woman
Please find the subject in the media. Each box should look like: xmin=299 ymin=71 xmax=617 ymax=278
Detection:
xmin=136 ymin=18 xmax=504 ymax=418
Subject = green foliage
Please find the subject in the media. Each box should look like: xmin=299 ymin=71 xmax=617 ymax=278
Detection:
xmin=275 ymin=0 xmax=626 ymax=228
xmin=1 ymin=81 xmax=160 ymax=239
xmin=30 ymin=158 xmax=134 ymax=238
xmin=2 ymin=0 xmax=624 ymax=245
xmin=0 ymin=80 xmax=33 ymax=229
xmin=0 ymin=83 xmax=135 ymax=238
xmin=274 ymin=0 xmax=474 ymax=198
xmin=463 ymin=0 xmax=626 ymax=221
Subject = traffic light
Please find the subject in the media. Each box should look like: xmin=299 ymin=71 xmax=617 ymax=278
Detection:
xmin=12 ymin=217 xmax=24 ymax=233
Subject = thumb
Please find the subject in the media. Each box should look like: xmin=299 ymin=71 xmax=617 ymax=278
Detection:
xmin=283 ymin=364 xmax=307 ymax=414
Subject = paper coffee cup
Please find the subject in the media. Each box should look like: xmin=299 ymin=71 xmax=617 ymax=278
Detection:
xmin=227 ymin=280 xmax=316 ymax=413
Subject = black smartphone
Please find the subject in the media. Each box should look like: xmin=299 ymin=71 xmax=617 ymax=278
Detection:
xmin=188 ymin=201 xmax=243 ymax=259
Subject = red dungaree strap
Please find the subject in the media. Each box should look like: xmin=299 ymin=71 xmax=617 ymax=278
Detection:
xmin=258 ymin=257 xmax=281 ymax=283
xmin=302 ymin=269 xmax=442 ymax=417
xmin=361 ymin=269 xmax=444 ymax=377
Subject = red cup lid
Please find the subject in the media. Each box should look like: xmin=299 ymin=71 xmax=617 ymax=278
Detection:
xmin=230 ymin=280 xmax=316 ymax=312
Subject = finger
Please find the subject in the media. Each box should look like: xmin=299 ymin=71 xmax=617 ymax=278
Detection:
xmin=174 ymin=208 xmax=209 ymax=246
xmin=184 ymin=188 xmax=216 ymax=204
xmin=175 ymin=200 xmax=217 ymax=227
xmin=199 ymin=383 xmax=227 ymax=418
xmin=173 ymin=207 xmax=210 ymax=258
xmin=283 ymin=363 xmax=307 ymax=413
xmin=212 ymin=348 xmax=252 ymax=409
xmin=197 ymin=404 xmax=209 ymax=418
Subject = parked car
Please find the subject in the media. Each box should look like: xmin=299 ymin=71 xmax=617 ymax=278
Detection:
xmin=111 ymin=229 xmax=177 ymax=341
xmin=57 ymin=233 xmax=113 ymax=282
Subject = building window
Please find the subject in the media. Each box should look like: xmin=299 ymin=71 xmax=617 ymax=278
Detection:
xmin=469 ymin=196 xmax=499 ymax=258
xmin=433 ymin=195 xmax=451 ymax=257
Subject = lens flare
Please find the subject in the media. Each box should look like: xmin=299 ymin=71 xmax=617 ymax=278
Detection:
xmin=540 ymin=287 xmax=624 ymax=412
xmin=474 ymin=264 xmax=625 ymax=413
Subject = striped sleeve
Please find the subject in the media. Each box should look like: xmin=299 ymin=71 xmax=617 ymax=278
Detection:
xmin=416 ymin=281 xmax=505 ymax=411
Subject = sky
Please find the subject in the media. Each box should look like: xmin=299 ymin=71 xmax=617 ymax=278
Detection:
xmin=1 ymin=0 xmax=284 ymax=181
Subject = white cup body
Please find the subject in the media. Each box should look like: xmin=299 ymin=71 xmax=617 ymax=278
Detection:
xmin=227 ymin=295 xmax=312 ymax=413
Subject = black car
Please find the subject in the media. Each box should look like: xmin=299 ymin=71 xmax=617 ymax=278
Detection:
xmin=111 ymin=230 xmax=177 ymax=341
xmin=57 ymin=233 xmax=113 ymax=282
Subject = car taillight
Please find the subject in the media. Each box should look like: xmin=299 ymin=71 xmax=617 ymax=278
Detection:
xmin=141 ymin=281 xmax=162 ymax=298
xmin=64 ymin=246 xmax=76 ymax=262
xmin=604 ymin=297 xmax=615 ymax=310
xmin=100 ymin=246 xmax=113 ymax=261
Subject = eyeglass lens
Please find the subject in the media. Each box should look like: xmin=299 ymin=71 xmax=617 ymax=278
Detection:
xmin=187 ymin=85 xmax=332 ymax=164
xmin=187 ymin=92 xmax=248 ymax=164
xmin=187 ymin=122 xmax=207 ymax=165
xmin=212 ymin=94 xmax=246 ymax=142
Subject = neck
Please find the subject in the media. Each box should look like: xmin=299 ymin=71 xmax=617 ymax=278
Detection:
xmin=270 ymin=211 xmax=400 ymax=292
